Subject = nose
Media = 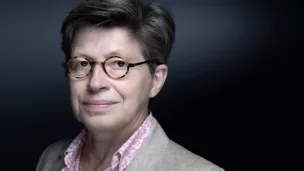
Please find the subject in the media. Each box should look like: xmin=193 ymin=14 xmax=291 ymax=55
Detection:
xmin=87 ymin=64 xmax=110 ymax=92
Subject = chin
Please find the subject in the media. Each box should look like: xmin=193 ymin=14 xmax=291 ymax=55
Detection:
xmin=80 ymin=110 xmax=128 ymax=133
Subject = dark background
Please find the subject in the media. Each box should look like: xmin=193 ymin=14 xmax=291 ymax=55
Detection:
xmin=0 ymin=0 xmax=300 ymax=170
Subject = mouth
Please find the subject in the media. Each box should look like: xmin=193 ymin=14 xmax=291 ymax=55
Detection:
xmin=83 ymin=100 xmax=118 ymax=111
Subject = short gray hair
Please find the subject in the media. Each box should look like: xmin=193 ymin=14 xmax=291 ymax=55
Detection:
xmin=61 ymin=0 xmax=175 ymax=74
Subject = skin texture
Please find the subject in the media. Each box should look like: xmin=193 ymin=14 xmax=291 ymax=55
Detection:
xmin=68 ymin=26 xmax=168 ymax=170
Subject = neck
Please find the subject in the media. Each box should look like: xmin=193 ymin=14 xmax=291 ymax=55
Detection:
xmin=81 ymin=109 xmax=149 ymax=169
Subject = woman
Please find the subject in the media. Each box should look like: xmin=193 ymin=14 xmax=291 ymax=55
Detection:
xmin=36 ymin=0 xmax=224 ymax=171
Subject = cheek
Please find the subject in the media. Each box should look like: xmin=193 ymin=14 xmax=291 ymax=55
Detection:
xmin=68 ymin=81 xmax=88 ymax=121
xmin=116 ymin=74 xmax=152 ymax=105
xmin=69 ymin=80 xmax=86 ymax=104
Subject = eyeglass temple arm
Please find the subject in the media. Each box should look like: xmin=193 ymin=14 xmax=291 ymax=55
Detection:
xmin=129 ymin=60 xmax=162 ymax=67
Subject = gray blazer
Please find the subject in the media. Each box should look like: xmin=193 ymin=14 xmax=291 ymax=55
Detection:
xmin=36 ymin=121 xmax=224 ymax=171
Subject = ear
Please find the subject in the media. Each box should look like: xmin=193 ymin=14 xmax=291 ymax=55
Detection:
xmin=149 ymin=64 xmax=168 ymax=98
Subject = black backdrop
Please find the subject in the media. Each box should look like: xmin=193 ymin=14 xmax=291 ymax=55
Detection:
xmin=0 ymin=0 xmax=300 ymax=170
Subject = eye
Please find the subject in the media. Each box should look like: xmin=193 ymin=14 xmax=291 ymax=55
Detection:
xmin=115 ymin=60 xmax=127 ymax=67
xmin=78 ymin=61 xmax=89 ymax=67
xmin=106 ymin=57 xmax=128 ymax=69
xmin=69 ymin=58 xmax=90 ymax=70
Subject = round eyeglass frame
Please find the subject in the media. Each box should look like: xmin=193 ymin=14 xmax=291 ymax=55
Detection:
xmin=62 ymin=56 xmax=161 ymax=79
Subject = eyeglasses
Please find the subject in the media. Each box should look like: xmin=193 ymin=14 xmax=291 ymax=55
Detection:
xmin=62 ymin=56 xmax=160 ymax=79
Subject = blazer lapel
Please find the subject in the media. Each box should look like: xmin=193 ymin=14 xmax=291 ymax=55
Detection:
xmin=49 ymin=154 xmax=66 ymax=171
xmin=45 ymin=139 xmax=71 ymax=171
xmin=125 ymin=121 xmax=169 ymax=171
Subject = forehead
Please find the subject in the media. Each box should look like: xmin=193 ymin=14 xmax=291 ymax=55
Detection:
xmin=71 ymin=26 xmax=143 ymax=60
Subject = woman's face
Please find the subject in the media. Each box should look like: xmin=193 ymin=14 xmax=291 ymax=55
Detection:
xmin=68 ymin=26 xmax=167 ymax=133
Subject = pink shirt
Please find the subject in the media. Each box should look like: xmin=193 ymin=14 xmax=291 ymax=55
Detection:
xmin=62 ymin=114 xmax=156 ymax=171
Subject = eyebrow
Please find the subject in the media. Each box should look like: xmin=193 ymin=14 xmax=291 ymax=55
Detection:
xmin=105 ymin=50 xmax=125 ymax=58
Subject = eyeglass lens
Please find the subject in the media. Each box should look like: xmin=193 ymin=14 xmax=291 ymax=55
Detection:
xmin=68 ymin=57 xmax=129 ymax=78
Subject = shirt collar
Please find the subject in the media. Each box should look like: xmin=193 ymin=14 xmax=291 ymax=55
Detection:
xmin=63 ymin=112 xmax=156 ymax=170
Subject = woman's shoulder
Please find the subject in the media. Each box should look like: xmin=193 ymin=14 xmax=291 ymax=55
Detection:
xmin=162 ymin=140 xmax=224 ymax=171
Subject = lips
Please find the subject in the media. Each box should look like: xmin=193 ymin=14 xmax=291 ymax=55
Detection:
xmin=84 ymin=100 xmax=116 ymax=105
xmin=83 ymin=100 xmax=117 ymax=111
